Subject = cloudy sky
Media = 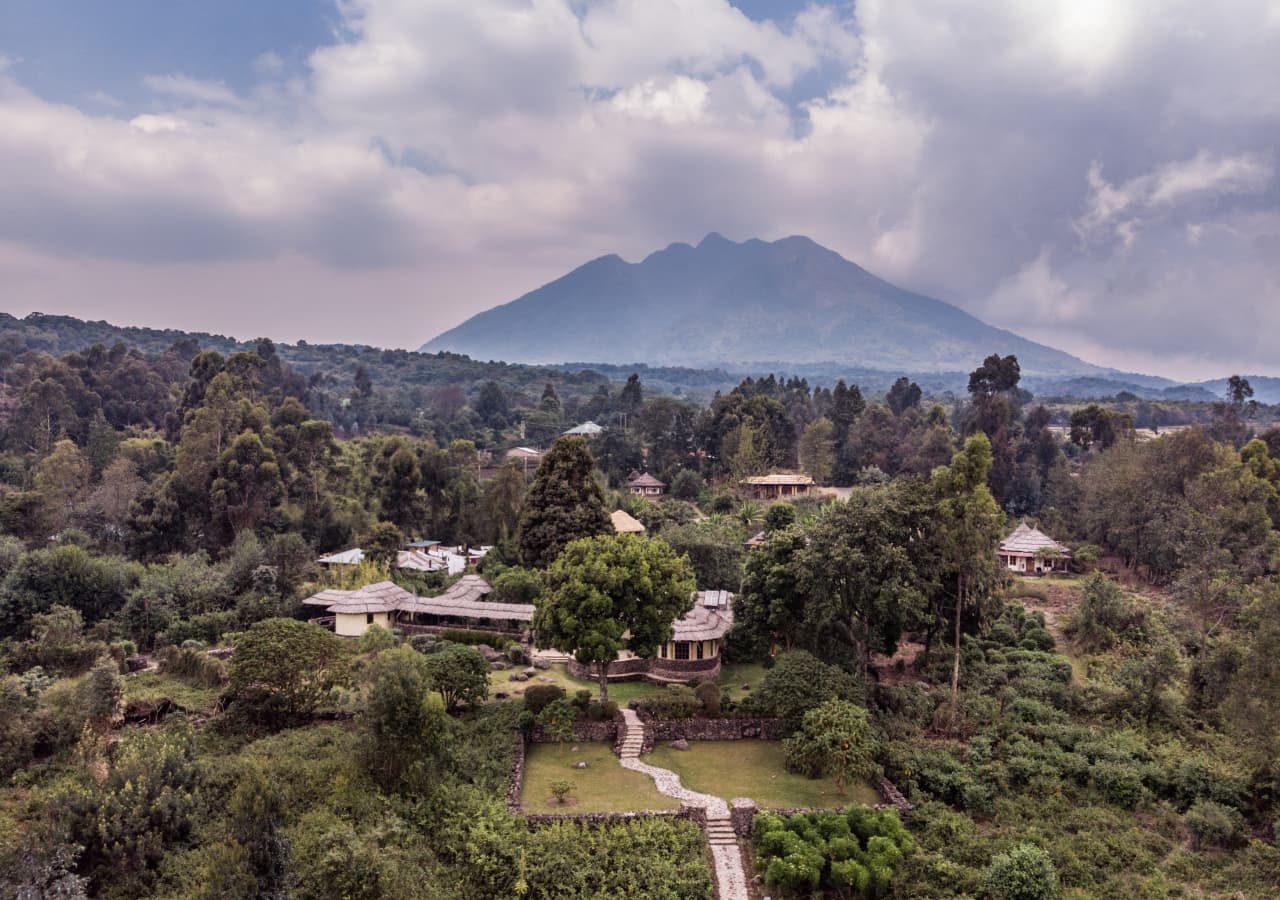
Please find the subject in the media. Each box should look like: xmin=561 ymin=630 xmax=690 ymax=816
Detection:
xmin=0 ymin=0 xmax=1277 ymax=380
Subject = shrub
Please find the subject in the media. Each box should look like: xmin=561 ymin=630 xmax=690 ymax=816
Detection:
xmin=523 ymin=684 xmax=566 ymax=714
xmin=537 ymin=698 xmax=578 ymax=742
xmin=423 ymin=644 xmax=490 ymax=712
xmin=571 ymin=688 xmax=592 ymax=711
xmin=753 ymin=808 xmax=913 ymax=898
xmin=356 ymin=624 xmax=397 ymax=654
xmin=783 ymin=700 xmax=879 ymax=793
xmin=984 ymin=843 xmax=1061 ymax=900
xmin=439 ymin=629 xmax=513 ymax=650
xmin=409 ymin=634 xmax=443 ymax=654
xmin=1020 ymin=628 xmax=1056 ymax=652
xmin=636 ymin=684 xmax=699 ymax=719
xmin=694 ymin=681 xmax=721 ymax=717
xmin=741 ymin=651 xmax=864 ymax=731
xmin=229 ymin=618 xmax=346 ymax=726
xmin=550 ymin=779 xmax=574 ymax=804
xmin=1091 ymin=760 xmax=1146 ymax=808
xmin=1184 ymin=799 xmax=1248 ymax=850
xmin=157 ymin=645 xmax=229 ymax=688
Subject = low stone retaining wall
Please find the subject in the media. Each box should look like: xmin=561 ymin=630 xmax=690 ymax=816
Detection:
xmin=634 ymin=715 xmax=787 ymax=753
xmin=530 ymin=717 xmax=619 ymax=744
xmin=506 ymin=730 xmax=526 ymax=810
xmin=875 ymin=775 xmax=914 ymax=816
xmin=566 ymin=656 xmax=651 ymax=681
xmin=522 ymin=808 xmax=699 ymax=828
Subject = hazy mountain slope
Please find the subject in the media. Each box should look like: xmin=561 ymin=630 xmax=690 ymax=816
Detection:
xmin=422 ymin=233 xmax=1107 ymax=376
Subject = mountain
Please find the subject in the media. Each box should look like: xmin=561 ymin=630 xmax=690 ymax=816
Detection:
xmin=421 ymin=233 xmax=1107 ymax=376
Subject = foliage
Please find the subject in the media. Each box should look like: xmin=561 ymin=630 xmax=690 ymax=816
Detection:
xmin=356 ymin=622 xmax=398 ymax=654
xmin=516 ymin=437 xmax=611 ymax=568
xmin=364 ymin=646 xmax=450 ymax=789
xmin=549 ymin=779 xmax=575 ymax=804
xmin=659 ymin=518 xmax=746 ymax=590
xmin=423 ymin=643 xmax=490 ymax=712
xmin=635 ymin=684 xmax=700 ymax=719
xmin=535 ymin=532 xmax=695 ymax=702
xmin=537 ymin=699 xmax=578 ymax=742
xmin=984 ymin=843 xmax=1061 ymax=900
xmin=1184 ymin=799 xmax=1249 ymax=850
xmin=229 ymin=617 xmax=346 ymax=725
xmin=741 ymin=651 xmax=864 ymax=731
xmin=156 ymin=644 xmax=229 ymax=688
xmin=752 ymin=807 xmax=913 ymax=898
xmin=783 ymin=699 xmax=880 ymax=793
xmin=694 ymin=680 xmax=721 ymax=716
xmin=523 ymin=683 xmax=566 ymax=714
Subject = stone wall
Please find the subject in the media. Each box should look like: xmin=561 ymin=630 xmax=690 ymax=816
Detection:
xmin=506 ymin=730 xmax=526 ymax=809
xmin=521 ymin=809 xmax=698 ymax=829
xmin=566 ymin=656 xmax=651 ymax=681
xmin=634 ymin=714 xmax=787 ymax=752
xmin=727 ymin=778 xmax=915 ymax=837
xmin=529 ymin=717 xmax=619 ymax=744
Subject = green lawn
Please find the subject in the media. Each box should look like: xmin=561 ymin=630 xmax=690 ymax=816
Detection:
xmin=646 ymin=740 xmax=879 ymax=809
xmin=491 ymin=660 xmax=769 ymax=706
xmin=520 ymin=742 xmax=679 ymax=813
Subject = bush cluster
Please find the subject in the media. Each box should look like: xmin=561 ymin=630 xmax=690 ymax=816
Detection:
xmin=752 ymin=807 xmax=913 ymax=898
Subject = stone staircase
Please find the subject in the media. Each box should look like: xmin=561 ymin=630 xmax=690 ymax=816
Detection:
xmin=617 ymin=709 xmax=748 ymax=900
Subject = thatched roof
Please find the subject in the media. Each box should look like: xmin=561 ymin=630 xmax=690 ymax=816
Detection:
xmin=627 ymin=472 xmax=666 ymax=488
xmin=317 ymin=547 xmax=365 ymax=565
xmin=399 ymin=575 xmax=534 ymax=623
xmin=302 ymin=580 xmax=416 ymax=614
xmin=740 ymin=473 xmax=814 ymax=486
xmin=610 ymin=509 xmax=646 ymax=533
xmin=1000 ymin=522 xmax=1070 ymax=557
xmin=671 ymin=591 xmax=735 ymax=642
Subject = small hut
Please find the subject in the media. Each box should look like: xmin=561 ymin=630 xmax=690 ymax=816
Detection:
xmin=1000 ymin=522 xmax=1071 ymax=575
xmin=627 ymin=472 xmax=667 ymax=498
xmin=302 ymin=581 xmax=416 ymax=637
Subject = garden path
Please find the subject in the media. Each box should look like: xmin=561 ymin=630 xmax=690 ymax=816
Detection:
xmin=618 ymin=709 xmax=749 ymax=900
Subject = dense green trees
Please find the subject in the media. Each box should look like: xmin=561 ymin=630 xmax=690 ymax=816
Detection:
xmin=535 ymin=533 xmax=695 ymax=701
xmin=783 ymin=699 xmax=880 ymax=793
xmin=517 ymin=437 xmax=611 ymax=568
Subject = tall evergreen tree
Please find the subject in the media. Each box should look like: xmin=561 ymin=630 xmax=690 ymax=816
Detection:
xmin=516 ymin=437 xmax=610 ymax=568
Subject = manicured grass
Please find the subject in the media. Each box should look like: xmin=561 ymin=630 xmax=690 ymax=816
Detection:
xmin=520 ymin=742 xmax=679 ymax=813
xmin=646 ymin=740 xmax=880 ymax=809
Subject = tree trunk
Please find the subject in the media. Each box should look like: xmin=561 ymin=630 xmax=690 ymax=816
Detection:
xmin=598 ymin=660 xmax=610 ymax=704
xmin=950 ymin=578 xmax=964 ymax=727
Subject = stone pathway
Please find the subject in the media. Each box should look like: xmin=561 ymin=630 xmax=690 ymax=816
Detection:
xmin=618 ymin=709 xmax=749 ymax=900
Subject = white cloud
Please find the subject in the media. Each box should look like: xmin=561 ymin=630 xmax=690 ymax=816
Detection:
xmin=0 ymin=0 xmax=1277 ymax=378
xmin=142 ymin=74 xmax=244 ymax=107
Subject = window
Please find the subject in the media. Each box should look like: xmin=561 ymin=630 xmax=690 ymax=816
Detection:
xmin=366 ymin=612 xmax=374 ymax=624
xmin=696 ymin=642 xmax=704 ymax=660
xmin=675 ymin=642 xmax=690 ymax=660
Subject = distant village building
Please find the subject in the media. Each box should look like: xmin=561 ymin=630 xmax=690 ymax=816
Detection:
xmin=316 ymin=542 xmax=489 ymax=577
xmin=744 ymin=530 xmax=766 ymax=550
xmin=563 ymin=421 xmax=604 ymax=436
xmin=610 ymin=509 xmax=646 ymax=534
xmin=505 ymin=446 xmax=544 ymax=473
xmin=739 ymin=473 xmax=815 ymax=500
xmin=626 ymin=471 xmax=667 ymax=497
xmin=1000 ymin=522 xmax=1071 ymax=575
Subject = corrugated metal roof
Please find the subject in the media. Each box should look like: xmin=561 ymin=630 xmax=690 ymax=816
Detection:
xmin=1000 ymin=522 xmax=1071 ymax=556
xmin=317 ymin=548 xmax=365 ymax=565
xmin=563 ymin=422 xmax=604 ymax=435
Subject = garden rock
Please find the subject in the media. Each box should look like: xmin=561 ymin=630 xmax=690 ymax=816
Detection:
xmin=491 ymin=661 xmax=510 ymax=671
xmin=571 ymin=761 xmax=589 ymax=769
xmin=125 ymin=655 xmax=149 ymax=673
xmin=670 ymin=739 xmax=690 ymax=751
xmin=524 ymin=666 xmax=538 ymax=676
xmin=510 ymin=673 xmax=529 ymax=682
xmin=532 ymin=657 xmax=551 ymax=670
xmin=495 ymin=691 xmax=508 ymax=700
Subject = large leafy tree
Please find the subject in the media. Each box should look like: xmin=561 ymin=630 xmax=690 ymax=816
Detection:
xmin=535 ymin=533 xmax=695 ymax=702
xmin=797 ymin=485 xmax=931 ymax=675
xmin=783 ymin=699 xmax=879 ymax=794
xmin=932 ymin=434 xmax=1004 ymax=724
xmin=516 ymin=437 xmax=610 ymax=568
xmin=366 ymin=646 xmax=451 ymax=789
xmin=734 ymin=527 xmax=809 ymax=654
xmin=229 ymin=618 xmax=346 ymax=725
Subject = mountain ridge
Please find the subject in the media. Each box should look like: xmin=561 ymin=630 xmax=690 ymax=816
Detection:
xmin=421 ymin=233 xmax=1106 ymax=377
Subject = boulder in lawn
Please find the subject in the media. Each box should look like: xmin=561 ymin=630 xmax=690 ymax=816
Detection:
xmin=670 ymin=739 xmax=690 ymax=751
